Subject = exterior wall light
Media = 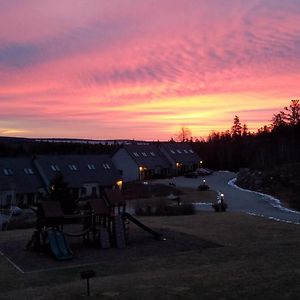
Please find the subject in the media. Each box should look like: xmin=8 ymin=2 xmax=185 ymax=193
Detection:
xmin=116 ymin=180 xmax=123 ymax=190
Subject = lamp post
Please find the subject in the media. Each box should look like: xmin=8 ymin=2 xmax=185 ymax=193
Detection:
xmin=220 ymin=193 xmax=224 ymax=204
xmin=80 ymin=270 xmax=96 ymax=296
xmin=176 ymin=162 xmax=181 ymax=176
xmin=139 ymin=166 xmax=143 ymax=181
xmin=199 ymin=160 xmax=203 ymax=168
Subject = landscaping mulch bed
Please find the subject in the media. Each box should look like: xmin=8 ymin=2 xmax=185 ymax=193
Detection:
xmin=0 ymin=226 xmax=221 ymax=273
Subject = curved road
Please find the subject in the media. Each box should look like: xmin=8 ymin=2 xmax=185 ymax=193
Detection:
xmin=155 ymin=171 xmax=300 ymax=225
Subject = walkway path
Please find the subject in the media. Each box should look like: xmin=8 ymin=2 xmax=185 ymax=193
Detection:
xmin=155 ymin=171 xmax=300 ymax=225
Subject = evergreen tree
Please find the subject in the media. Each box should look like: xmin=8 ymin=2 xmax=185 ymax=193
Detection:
xmin=271 ymin=111 xmax=286 ymax=129
xmin=242 ymin=124 xmax=248 ymax=136
xmin=48 ymin=174 xmax=76 ymax=214
xmin=231 ymin=115 xmax=242 ymax=136
xmin=284 ymin=99 xmax=300 ymax=125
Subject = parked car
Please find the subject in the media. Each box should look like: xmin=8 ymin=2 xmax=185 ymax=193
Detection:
xmin=184 ymin=172 xmax=198 ymax=178
xmin=9 ymin=206 xmax=22 ymax=216
xmin=196 ymin=168 xmax=213 ymax=176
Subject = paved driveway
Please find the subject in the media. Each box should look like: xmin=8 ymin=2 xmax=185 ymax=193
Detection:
xmin=154 ymin=171 xmax=300 ymax=225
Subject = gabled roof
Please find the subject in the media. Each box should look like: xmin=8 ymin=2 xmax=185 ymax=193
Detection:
xmin=34 ymin=155 xmax=121 ymax=188
xmin=159 ymin=142 xmax=200 ymax=164
xmin=122 ymin=144 xmax=171 ymax=169
xmin=0 ymin=157 xmax=44 ymax=193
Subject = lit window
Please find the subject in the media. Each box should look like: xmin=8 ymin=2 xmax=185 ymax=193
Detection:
xmin=150 ymin=152 xmax=156 ymax=157
xmin=141 ymin=152 xmax=147 ymax=157
xmin=184 ymin=149 xmax=188 ymax=154
xmin=170 ymin=150 xmax=176 ymax=154
xmin=87 ymin=164 xmax=96 ymax=170
xmin=3 ymin=168 xmax=13 ymax=175
xmin=133 ymin=152 xmax=139 ymax=157
xmin=51 ymin=165 xmax=60 ymax=171
xmin=177 ymin=150 xmax=182 ymax=154
xmin=189 ymin=149 xmax=194 ymax=153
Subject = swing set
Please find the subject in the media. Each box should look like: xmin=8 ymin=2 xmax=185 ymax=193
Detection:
xmin=27 ymin=189 xmax=163 ymax=260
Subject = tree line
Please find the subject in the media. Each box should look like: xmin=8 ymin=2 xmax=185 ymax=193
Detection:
xmin=190 ymin=100 xmax=300 ymax=171
xmin=1 ymin=100 xmax=299 ymax=172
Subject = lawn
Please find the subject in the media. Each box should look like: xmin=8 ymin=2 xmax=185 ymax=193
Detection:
xmin=0 ymin=211 xmax=299 ymax=299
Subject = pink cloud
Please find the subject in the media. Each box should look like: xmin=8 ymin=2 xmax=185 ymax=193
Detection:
xmin=0 ymin=0 xmax=299 ymax=140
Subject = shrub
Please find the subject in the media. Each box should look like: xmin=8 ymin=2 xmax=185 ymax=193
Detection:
xmin=134 ymin=198 xmax=195 ymax=216
xmin=198 ymin=184 xmax=210 ymax=191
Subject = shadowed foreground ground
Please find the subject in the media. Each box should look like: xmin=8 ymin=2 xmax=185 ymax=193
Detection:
xmin=0 ymin=212 xmax=299 ymax=299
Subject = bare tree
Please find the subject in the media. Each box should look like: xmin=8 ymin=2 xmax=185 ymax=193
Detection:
xmin=175 ymin=126 xmax=192 ymax=142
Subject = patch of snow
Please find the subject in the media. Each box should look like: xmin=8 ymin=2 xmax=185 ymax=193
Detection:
xmin=228 ymin=178 xmax=300 ymax=215
xmin=192 ymin=202 xmax=213 ymax=206
xmin=245 ymin=211 xmax=300 ymax=225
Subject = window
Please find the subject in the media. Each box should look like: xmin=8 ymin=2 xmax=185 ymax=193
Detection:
xmin=150 ymin=152 xmax=156 ymax=157
xmin=24 ymin=168 xmax=34 ymax=175
xmin=133 ymin=152 xmax=139 ymax=157
xmin=81 ymin=187 xmax=87 ymax=195
xmin=51 ymin=165 xmax=60 ymax=171
xmin=3 ymin=168 xmax=13 ymax=175
xmin=68 ymin=164 xmax=77 ymax=171
xmin=177 ymin=150 xmax=182 ymax=154
xmin=87 ymin=164 xmax=96 ymax=170
xmin=189 ymin=149 xmax=194 ymax=153
xmin=102 ymin=163 xmax=111 ymax=170
xmin=183 ymin=149 xmax=189 ymax=154
xmin=170 ymin=150 xmax=176 ymax=154
xmin=141 ymin=152 xmax=147 ymax=157
xmin=92 ymin=187 xmax=97 ymax=196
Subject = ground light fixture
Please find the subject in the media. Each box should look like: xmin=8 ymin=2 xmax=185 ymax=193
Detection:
xmin=80 ymin=270 xmax=96 ymax=296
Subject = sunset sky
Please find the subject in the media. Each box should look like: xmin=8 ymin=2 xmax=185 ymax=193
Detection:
xmin=0 ymin=0 xmax=299 ymax=140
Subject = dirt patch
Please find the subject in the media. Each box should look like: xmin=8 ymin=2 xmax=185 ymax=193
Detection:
xmin=0 ymin=227 xmax=220 ymax=273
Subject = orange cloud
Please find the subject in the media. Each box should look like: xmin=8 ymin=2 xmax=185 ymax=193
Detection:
xmin=0 ymin=1 xmax=299 ymax=140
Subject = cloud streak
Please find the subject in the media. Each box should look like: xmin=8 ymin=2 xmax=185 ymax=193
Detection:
xmin=0 ymin=0 xmax=299 ymax=140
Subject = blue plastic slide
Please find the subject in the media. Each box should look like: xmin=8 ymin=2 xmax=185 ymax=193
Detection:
xmin=47 ymin=230 xmax=73 ymax=260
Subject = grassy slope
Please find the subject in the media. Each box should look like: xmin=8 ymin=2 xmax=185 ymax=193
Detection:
xmin=1 ymin=212 xmax=300 ymax=299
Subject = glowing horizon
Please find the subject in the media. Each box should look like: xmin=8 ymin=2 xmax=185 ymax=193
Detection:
xmin=0 ymin=1 xmax=299 ymax=140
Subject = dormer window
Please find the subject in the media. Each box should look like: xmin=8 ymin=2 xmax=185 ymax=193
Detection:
xmin=103 ymin=163 xmax=111 ymax=170
xmin=24 ymin=168 xmax=34 ymax=175
xmin=170 ymin=150 xmax=176 ymax=154
xmin=87 ymin=164 xmax=96 ymax=170
xmin=177 ymin=150 xmax=182 ymax=154
xmin=68 ymin=164 xmax=77 ymax=171
xmin=3 ymin=168 xmax=13 ymax=175
xmin=150 ymin=152 xmax=156 ymax=157
xmin=189 ymin=149 xmax=194 ymax=153
xmin=133 ymin=152 xmax=139 ymax=157
xmin=141 ymin=152 xmax=147 ymax=157
xmin=51 ymin=165 xmax=60 ymax=171
xmin=184 ymin=149 xmax=189 ymax=154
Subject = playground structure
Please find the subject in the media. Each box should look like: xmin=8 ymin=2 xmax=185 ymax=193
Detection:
xmin=27 ymin=189 xmax=163 ymax=260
